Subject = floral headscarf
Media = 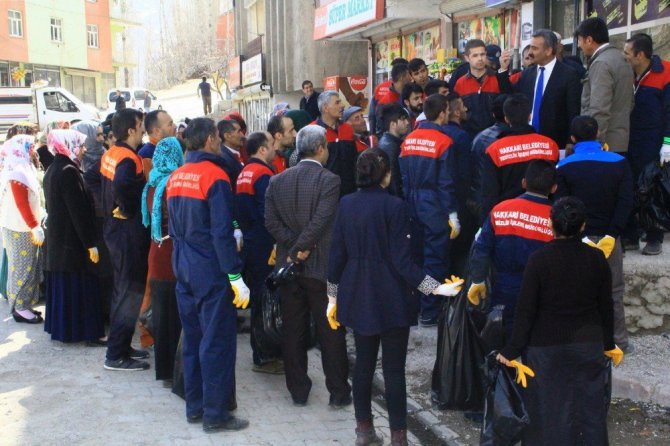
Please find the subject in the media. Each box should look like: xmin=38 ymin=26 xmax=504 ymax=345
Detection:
xmin=47 ymin=129 xmax=87 ymax=163
xmin=141 ymin=137 xmax=184 ymax=243
xmin=46 ymin=120 xmax=70 ymax=132
xmin=0 ymin=134 xmax=39 ymax=194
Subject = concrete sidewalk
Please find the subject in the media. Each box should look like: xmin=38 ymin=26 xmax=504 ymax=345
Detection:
xmin=0 ymin=302 xmax=420 ymax=446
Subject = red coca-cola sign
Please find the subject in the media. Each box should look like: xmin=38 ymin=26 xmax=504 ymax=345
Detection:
xmin=349 ymin=75 xmax=367 ymax=91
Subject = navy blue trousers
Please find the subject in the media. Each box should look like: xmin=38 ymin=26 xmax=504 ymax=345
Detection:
xmin=176 ymin=281 xmax=237 ymax=424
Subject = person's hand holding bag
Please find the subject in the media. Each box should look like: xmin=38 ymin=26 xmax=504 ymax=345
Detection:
xmin=432 ymin=275 xmax=464 ymax=296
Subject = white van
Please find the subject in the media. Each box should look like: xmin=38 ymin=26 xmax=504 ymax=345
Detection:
xmin=0 ymin=85 xmax=100 ymax=137
xmin=107 ymin=88 xmax=162 ymax=112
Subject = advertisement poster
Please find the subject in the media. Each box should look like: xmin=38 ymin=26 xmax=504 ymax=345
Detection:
xmin=402 ymin=26 xmax=441 ymax=64
xmin=632 ymin=0 xmax=670 ymax=24
xmin=375 ymin=37 xmax=401 ymax=73
xmin=483 ymin=16 xmax=502 ymax=46
xmin=323 ymin=75 xmax=369 ymax=112
xmin=504 ymin=9 xmax=519 ymax=49
xmin=458 ymin=18 xmax=483 ymax=53
xmin=589 ymin=0 xmax=628 ymax=28
xmin=520 ymin=1 xmax=534 ymax=50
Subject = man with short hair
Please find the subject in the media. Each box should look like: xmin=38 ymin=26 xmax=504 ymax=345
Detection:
xmin=369 ymin=58 xmax=409 ymax=137
xmin=555 ymin=115 xmax=634 ymax=354
xmin=623 ymin=33 xmax=670 ymax=255
xmin=415 ymin=80 xmax=449 ymax=125
xmin=138 ymin=110 xmax=177 ymax=174
xmin=217 ymin=119 xmax=245 ymax=188
xmin=468 ymin=160 xmax=556 ymax=336
xmin=374 ymin=64 xmax=412 ymax=138
xmin=575 ymin=17 xmax=634 ymax=152
xmin=236 ymin=131 xmax=283 ymax=374
xmin=479 ymin=94 xmax=559 ymax=224
xmin=343 ymin=106 xmax=373 ymax=153
xmin=267 ymin=115 xmax=296 ymax=174
xmin=378 ymin=103 xmax=410 ymax=197
xmin=515 ymin=29 xmax=581 ymax=149
xmin=442 ymin=93 xmax=474 ymax=277
xmin=299 ymin=80 xmax=321 ymax=121
xmin=92 ymin=108 xmax=150 ymax=371
xmin=114 ymin=89 xmax=126 ymax=111
xmin=313 ymin=91 xmax=358 ymax=196
xmin=408 ymin=58 xmax=430 ymax=89
xmin=197 ymin=76 xmax=213 ymax=115
xmin=167 ymin=117 xmax=250 ymax=432
xmin=401 ymin=83 xmax=424 ymax=129
xmin=454 ymin=39 xmax=512 ymax=137
xmin=265 ymin=125 xmax=351 ymax=408
xmin=400 ymin=94 xmax=460 ymax=326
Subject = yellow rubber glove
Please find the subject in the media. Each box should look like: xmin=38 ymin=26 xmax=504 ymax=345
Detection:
xmin=467 ymin=282 xmax=486 ymax=306
xmin=326 ymin=296 xmax=340 ymax=330
xmin=268 ymin=245 xmax=276 ymax=266
xmin=581 ymin=236 xmax=597 ymax=249
xmin=229 ymin=274 xmax=250 ymax=309
xmin=604 ymin=346 xmax=624 ymax=367
xmin=509 ymin=360 xmax=535 ymax=388
xmin=596 ymin=236 xmax=615 ymax=259
xmin=88 ymin=247 xmax=99 ymax=264
xmin=112 ymin=207 xmax=127 ymax=220
xmin=448 ymin=212 xmax=461 ymax=240
xmin=445 ymin=275 xmax=464 ymax=294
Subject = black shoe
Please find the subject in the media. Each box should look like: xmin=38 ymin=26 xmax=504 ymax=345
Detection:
xmin=86 ymin=338 xmax=108 ymax=347
xmin=128 ymin=347 xmax=149 ymax=360
xmin=642 ymin=241 xmax=662 ymax=256
xmin=292 ymin=398 xmax=308 ymax=407
xmin=162 ymin=379 xmax=174 ymax=388
xmin=30 ymin=309 xmax=42 ymax=316
xmin=623 ymin=239 xmax=640 ymax=251
xmin=419 ymin=318 xmax=438 ymax=327
xmin=203 ymin=416 xmax=249 ymax=433
xmin=328 ymin=394 xmax=352 ymax=408
xmin=187 ymin=412 xmax=203 ymax=424
xmin=12 ymin=311 xmax=43 ymax=324
xmin=104 ymin=357 xmax=150 ymax=371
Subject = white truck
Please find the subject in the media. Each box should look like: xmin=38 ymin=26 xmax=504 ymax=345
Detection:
xmin=0 ymin=84 xmax=101 ymax=138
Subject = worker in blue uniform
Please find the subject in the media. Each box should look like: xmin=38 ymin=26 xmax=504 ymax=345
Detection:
xmin=399 ymin=94 xmax=460 ymax=326
xmin=166 ymin=118 xmax=250 ymax=433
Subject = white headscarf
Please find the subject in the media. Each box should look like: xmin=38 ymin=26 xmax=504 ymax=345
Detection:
xmin=0 ymin=134 xmax=39 ymax=194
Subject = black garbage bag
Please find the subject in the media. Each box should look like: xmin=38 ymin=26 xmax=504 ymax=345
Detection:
xmin=637 ymin=162 xmax=670 ymax=231
xmin=431 ymin=291 xmax=487 ymax=410
xmin=480 ymin=352 xmax=530 ymax=446
xmin=172 ymin=332 xmax=185 ymax=399
xmin=480 ymin=305 xmax=505 ymax=352
xmin=262 ymin=284 xmax=284 ymax=346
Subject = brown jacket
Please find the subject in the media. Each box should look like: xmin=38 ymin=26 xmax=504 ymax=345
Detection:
xmin=581 ymin=45 xmax=634 ymax=152
xmin=264 ymin=159 xmax=340 ymax=282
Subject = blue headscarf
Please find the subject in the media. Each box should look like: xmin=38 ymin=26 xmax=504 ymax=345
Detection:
xmin=141 ymin=137 xmax=184 ymax=243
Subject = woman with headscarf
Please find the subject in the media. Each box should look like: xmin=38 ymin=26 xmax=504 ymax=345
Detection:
xmin=283 ymin=109 xmax=311 ymax=167
xmin=0 ymin=134 xmax=45 ymax=323
xmin=141 ymin=136 xmax=184 ymax=383
xmin=72 ymin=120 xmax=106 ymax=173
xmin=42 ymin=129 xmax=105 ymax=343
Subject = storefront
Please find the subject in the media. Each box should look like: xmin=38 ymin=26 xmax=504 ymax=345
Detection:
xmin=232 ymin=52 xmax=272 ymax=133
xmin=0 ymin=61 xmax=62 ymax=88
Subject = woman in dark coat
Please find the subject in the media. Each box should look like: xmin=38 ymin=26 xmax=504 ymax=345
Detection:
xmin=43 ymin=129 xmax=104 ymax=343
xmin=327 ymin=148 xmax=463 ymax=446
xmin=141 ymin=137 xmax=184 ymax=383
xmin=497 ymin=197 xmax=624 ymax=445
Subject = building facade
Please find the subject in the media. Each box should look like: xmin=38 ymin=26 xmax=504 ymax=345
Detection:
xmin=0 ymin=0 xmax=116 ymax=108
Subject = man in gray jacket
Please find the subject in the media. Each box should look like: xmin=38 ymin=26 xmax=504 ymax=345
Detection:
xmin=264 ymin=125 xmax=351 ymax=408
xmin=576 ymin=17 xmax=634 ymax=153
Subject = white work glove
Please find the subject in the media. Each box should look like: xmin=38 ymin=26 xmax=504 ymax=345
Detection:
xmin=660 ymin=138 xmax=670 ymax=165
xmin=448 ymin=212 xmax=461 ymax=239
xmin=234 ymin=228 xmax=243 ymax=252
xmin=229 ymin=274 xmax=250 ymax=309
xmin=30 ymin=226 xmax=45 ymax=246
xmin=326 ymin=296 xmax=340 ymax=330
xmin=432 ymin=275 xmax=464 ymax=297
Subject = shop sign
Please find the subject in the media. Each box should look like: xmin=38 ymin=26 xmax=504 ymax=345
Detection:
xmin=228 ymin=56 xmax=242 ymax=89
xmin=242 ymin=54 xmax=263 ymax=86
xmin=314 ymin=0 xmax=385 ymax=40
xmin=632 ymin=0 xmax=670 ymax=24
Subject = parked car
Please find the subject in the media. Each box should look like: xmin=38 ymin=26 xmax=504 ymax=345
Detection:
xmin=0 ymin=85 xmax=101 ymax=137
xmin=107 ymin=88 xmax=162 ymax=112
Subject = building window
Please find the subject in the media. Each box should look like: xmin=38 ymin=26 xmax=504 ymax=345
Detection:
xmin=87 ymin=25 xmax=99 ymax=48
xmin=50 ymin=18 xmax=63 ymax=42
xmin=8 ymin=10 xmax=23 ymax=37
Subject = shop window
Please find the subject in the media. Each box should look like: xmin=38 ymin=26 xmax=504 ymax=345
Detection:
xmin=550 ymin=0 xmax=578 ymax=43
xmin=50 ymin=18 xmax=63 ymax=43
xmin=87 ymin=25 xmax=99 ymax=48
xmin=8 ymin=10 xmax=23 ymax=37
xmin=43 ymin=91 xmax=78 ymax=113
xmin=634 ymin=24 xmax=670 ymax=61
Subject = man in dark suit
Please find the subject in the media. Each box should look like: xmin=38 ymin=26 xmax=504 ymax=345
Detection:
xmin=299 ymin=80 xmax=321 ymax=121
xmin=515 ymin=29 xmax=581 ymax=149
xmin=264 ymin=125 xmax=351 ymax=408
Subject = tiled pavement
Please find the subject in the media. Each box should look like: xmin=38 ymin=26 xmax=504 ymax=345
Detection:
xmin=0 ymin=302 xmax=421 ymax=445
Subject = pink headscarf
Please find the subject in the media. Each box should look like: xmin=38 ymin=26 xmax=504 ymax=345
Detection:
xmin=47 ymin=129 xmax=87 ymax=161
